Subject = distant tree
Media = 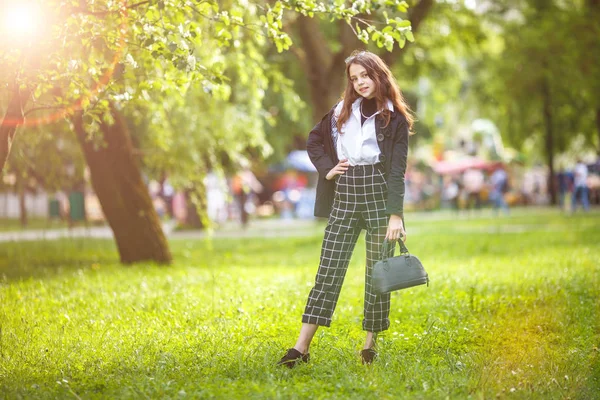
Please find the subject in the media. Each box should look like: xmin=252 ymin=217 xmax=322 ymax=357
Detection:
xmin=470 ymin=0 xmax=600 ymax=204
xmin=582 ymin=0 xmax=600 ymax=152
xmin=5 ymin=120 xmax=85 ymax=226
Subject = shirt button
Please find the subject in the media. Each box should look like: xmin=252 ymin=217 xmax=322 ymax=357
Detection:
xmin=379 ymin=154 xmax=386 ymax=162
xmin=377 ymin=134 xmax=384 ymax=142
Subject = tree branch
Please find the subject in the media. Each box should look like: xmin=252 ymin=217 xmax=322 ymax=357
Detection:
xmin=1 ymin=84 xmax=32 ymax=173
xmin=71 ymin=0 xmax=152 ymax=16
xmin=382 ymin=0 xmax=435 ymax=67
xmin=328 ymin=19 xmax=363 ymax=84
xmin=188 ymin=4 xmax=269 ymax=38
xmin=23 ymin=105 xmax=64 ymax=118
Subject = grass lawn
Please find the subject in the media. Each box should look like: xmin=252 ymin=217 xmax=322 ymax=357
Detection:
xmin=0 ymin=210 xmax=599 ymax=399
xmin=0 ymin=218 xmax=71 ymax=232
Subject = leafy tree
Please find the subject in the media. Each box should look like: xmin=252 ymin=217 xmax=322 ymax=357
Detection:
xmin=1 ymin=0 xmax=415 ymax=263
xmin=286 ymin=0 xmax=434 ymax=124
xmin=469 ymin=0 xmax=600 ymax=203
xmin=581 ymin=0 xmax=600 ymax=152
xmin=263 ymin=0 xmax=492 ymax=157
xmin=4 ymin=120 xmax=85 ymax=226
xmin=385 ymin=0 xmax=485 ymax=148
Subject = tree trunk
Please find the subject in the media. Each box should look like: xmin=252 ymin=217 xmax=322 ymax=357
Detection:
xmin=73 ymin=105 xmax=172 ymax=264
xmin=296 ymin=17 xmax=349 ymax=124
xmin=16 ymin=173 xmax=27 ymax=227
xmin=184 ymin=189 xmax=204 ymax=229
xmin=596 ymin=108 xmax=600 ymax=154
xmin=0 ymin=86 xmax=30 ymax=174
xmin=542 ymin=78 xmax=557 ymax=205
xmin=588 ymin=0 xmax=600 ymax=153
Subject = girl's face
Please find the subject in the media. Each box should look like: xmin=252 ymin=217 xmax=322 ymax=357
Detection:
xmin=349 ymin=63 xmax=375 ymax=99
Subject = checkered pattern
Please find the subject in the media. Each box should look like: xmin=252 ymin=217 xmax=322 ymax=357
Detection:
xmin=302 ymin=164 xmax=394 ymax=332
xmin=331 ymin=112 xmax=339 ymax=151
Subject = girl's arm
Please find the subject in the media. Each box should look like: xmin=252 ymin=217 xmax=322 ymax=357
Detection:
xmin=386 ymin=116 xmax=409 ymax=218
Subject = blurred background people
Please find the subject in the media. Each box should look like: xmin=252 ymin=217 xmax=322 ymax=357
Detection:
xmin=442 ymin=176 xmax=460 ymax=212
xmin=572 ymin=159 xmax=590 ymax=212
xmin=489 ymin=165 xmax=510 ymax=215
xmin=556 ymin=169 xmax=573 ymax=210
xmin=231 ymin=166 xmax=264 ymax=227
xmin=463 ymin=168 xmax=484 ymax=211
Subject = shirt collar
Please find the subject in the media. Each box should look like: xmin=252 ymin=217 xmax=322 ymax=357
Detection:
xmin=351 ymin=97 xmax=394 ymax=115
xmin=385 ymin=99 xmax=394 ymax=111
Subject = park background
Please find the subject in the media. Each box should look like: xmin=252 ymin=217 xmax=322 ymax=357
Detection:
xmin=1 ymin=0 xmax=599 ymax=398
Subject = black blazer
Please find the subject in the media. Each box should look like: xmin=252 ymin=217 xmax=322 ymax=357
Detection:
xmin=307 ymin=104 xmax=409 ymax=218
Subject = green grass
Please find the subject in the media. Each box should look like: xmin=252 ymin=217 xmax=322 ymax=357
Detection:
xmin=0 ymin=210 xmax=599 ymax=399
xmin=0 ymin=218 xmax=71 ymax=232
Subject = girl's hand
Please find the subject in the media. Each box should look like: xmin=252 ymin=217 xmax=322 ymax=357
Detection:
xmin=326 ymin=159 xmax=349 ymax=180
xmin=386 ymin=214 xmax=406 ymax=242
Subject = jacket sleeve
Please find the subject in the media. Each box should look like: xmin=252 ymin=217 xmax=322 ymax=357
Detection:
xmin=306 ymin=112 xmax=335 ymax=178
xmin=386 ymin=117 xmax=409 ymax=217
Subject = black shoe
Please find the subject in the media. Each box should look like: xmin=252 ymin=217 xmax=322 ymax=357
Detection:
xmin=361 ymin=348 xmax=377 ymax=365
xmin=277 ymin=348 xmax=310 ymax=368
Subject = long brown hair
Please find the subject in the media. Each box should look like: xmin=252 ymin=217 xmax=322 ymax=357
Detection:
xmin=337 ymin=50 xmax=414 ymax=134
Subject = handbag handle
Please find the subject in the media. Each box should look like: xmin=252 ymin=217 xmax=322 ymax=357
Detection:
xmin=380 ymin=238 xmax=410 ymax=261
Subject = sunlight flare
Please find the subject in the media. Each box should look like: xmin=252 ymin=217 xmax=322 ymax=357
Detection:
xmin=1 ymin=1 xmax=43 ymax=42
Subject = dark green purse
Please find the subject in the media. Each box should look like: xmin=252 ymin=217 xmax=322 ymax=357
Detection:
xmin=372 ymin=239 xmax=429 ymax=295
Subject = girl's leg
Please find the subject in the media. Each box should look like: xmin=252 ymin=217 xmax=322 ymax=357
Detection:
xmin=284 ymin=222 xmax=358 ymax=366
xmin=283 ymin=170 xmax=361 ymax=364
xmin=360 ymin=220 xmax=389 ymax=365
xmin=302 ymin=217 xmax=361 ymax=327
xmin=362 ymin=164 xmax=392 ymax=348
xmin=364 ymin=331 xmax=376 ymax=350
xmin=302 ymin=170 xmax=362 ymax=328
xmin=293 ymin=323 xmax=319 ymax=354
xmin=363 ymin=226 xmax=391 ymax=337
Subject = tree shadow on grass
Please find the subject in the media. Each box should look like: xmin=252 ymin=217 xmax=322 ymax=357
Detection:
xmin=0 ymin=235 xmax=323 ymax=283
xmin=0 ymin=238 xmax=119 ymax=282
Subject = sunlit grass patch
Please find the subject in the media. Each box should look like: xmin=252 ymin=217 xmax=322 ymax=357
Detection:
xmin=0 ymin=210 xmax=599 ymax=398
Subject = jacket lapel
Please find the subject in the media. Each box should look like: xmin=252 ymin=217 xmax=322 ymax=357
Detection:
xmin=326 ymin=108 xmax=339 ymax=163
xmin=376 ymin=112 xmax=398 ymax=152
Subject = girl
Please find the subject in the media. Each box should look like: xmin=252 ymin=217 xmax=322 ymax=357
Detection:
xmin=278 ymin=50 xmax=414 ymax=367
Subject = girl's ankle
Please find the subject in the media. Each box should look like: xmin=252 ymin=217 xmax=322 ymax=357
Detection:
xmin=293 ymin=345 xmax=309 ymax=354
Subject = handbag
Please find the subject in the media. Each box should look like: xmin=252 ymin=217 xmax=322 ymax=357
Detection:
xmin=372 ymin=239 xmax=429 ymax=295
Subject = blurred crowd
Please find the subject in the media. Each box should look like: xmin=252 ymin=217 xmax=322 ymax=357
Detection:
xmin=2 ymin=155 xmax=597 ymax=227
xmin=147 ymin=155 xmax=599 ymax=228
xmin=408 ymin=157 xmax=600 ymax=215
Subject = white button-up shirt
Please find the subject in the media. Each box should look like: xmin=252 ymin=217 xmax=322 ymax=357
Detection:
xmin=333 ymin=98 xmax=394 ymax=166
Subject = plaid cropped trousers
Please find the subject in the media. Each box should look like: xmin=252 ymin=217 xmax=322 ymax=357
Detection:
xmin=302 ymin=163 xmax=393 ymax=332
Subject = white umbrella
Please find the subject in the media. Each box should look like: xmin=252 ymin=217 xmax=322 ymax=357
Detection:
xmin=286 ymin=150 xmax=317 ymax=172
